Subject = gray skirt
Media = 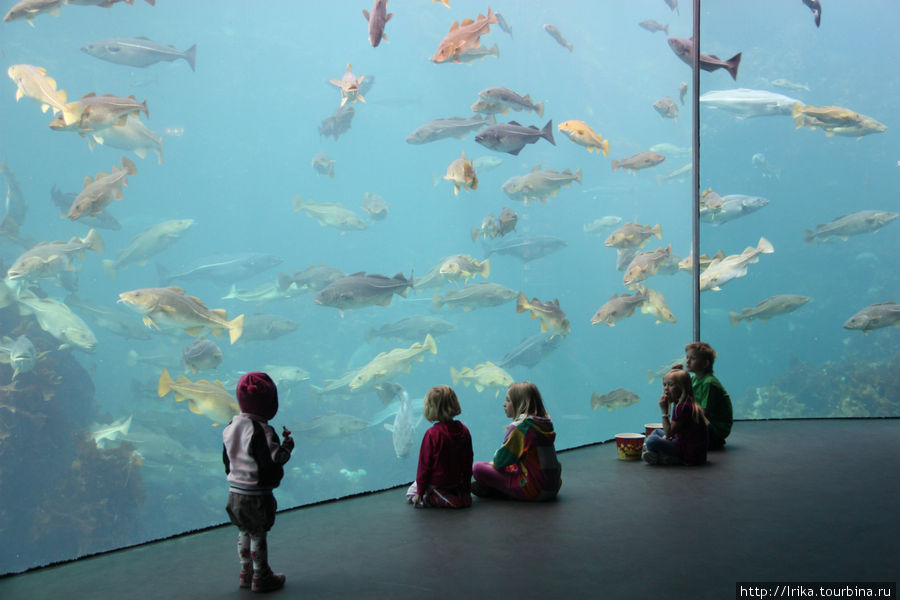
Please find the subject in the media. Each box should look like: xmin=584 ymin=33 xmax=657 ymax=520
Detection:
xmin=226 ymin=492 xmax=277 ymax=535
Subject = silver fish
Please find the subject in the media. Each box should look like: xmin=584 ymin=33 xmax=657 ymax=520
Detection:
xmin=81 ymin=37 xmax=197 ymax=71
xmin=362 ymin=0 xmax=392 ymax=47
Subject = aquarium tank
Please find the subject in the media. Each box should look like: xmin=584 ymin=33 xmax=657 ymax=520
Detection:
xmin=0 ymin=0 xmax=896 ymax=575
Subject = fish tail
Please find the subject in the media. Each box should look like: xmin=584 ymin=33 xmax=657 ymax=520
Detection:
xmin=541 ymin=120 xmax=555 ymax=145
xmin=574 ymin=167 xmax=583 ymax=184
xmin=450 ymin=366 xmax=461 ymax=386
xmin=158 ymin=368 xmax=174 ymax=397
xmin=183 ymin=44 xmax=197 ymax=72
xmin=227 ymin=314 xmax=245 ymax=344
xmin=515 ymin=292 xmax=528 ymax=313
xmin=757 ymin=237 xmax=774 ymax=254
xmin=601 ymin=139 xmax=610 ymax=157
xmin=423 ymin=333 xmax=437 ymax=354
xmin=535 ymin=101 xmax=544 ymax=118
xmin=802 ymin=229 xmax=816 ymax=244
xmin=729 ymin=312 xmax=742 ymax=326
xmin=292 ymin=194 xmax=306 ymax=211
xmin=611 ymin=159 xmax=620 ymax=172
xmin=590 ymin=392 xmax=600 ymax=410
xmin=725 ymin=52 xmax=742 ymax=81
xmin=141 ymin=99 xmax=150 ymax=119
xmin=122 ymin=156 xmax=138 ymax=176
xmin=83 ymin=228 xmax=105 ymax=253
xmin=480 ymin=258 xmax=491 ymax=279
xmin=486 ymin=6 xmax=497 ymax=24
xmin=471 ymin=227 xmax=482 ymax=242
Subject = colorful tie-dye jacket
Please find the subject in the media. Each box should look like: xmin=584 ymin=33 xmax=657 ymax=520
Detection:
xmin=492 ymin=415 xmax=562 ymax=500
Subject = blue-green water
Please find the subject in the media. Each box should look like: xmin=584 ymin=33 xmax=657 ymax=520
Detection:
xmin=0 ymin=0 xmax=897 ymax=574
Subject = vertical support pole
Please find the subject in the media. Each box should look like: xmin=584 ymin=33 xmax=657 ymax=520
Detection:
xmin=691 ymin=0 xmax=702 ymax=343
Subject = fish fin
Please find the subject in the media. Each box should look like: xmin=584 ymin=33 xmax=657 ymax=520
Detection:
xmin=143 ymin=316 xmax=159 ymax=329
xmin=184 ymin=327 xmax=204 ymax=337
xmin=362 ymin=8 xmax=369 ymax=19
xmin=187 ymin=399 xmax=203 ymax=415
xmin=228 ymin=314 xmax=244 ymax=344
xmin=158 ymin=368 xmax=173 ymax=397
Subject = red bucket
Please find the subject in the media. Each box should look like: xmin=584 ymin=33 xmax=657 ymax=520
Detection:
xmin=644 ymin=423 xmax=663 ymax=437
xmin=615 ymin=433 xmax=645 ymax=460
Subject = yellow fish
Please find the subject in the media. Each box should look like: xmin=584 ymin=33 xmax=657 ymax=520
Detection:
xmin=443 ymin=152 xmax=478 ymax=196
xmin=557 ymin=120 xmax=610 ymax=156
xmin=158 ymin=369 xmax=239 ymax=426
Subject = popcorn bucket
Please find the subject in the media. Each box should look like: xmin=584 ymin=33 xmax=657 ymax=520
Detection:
xmin=644 ymin=423 xmax=663 ymax=437
xmin=615 ymin=433 xmax=645 ymax=460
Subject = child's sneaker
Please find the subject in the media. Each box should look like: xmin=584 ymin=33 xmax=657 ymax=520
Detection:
xmin=239 ymin=569 xmax=252 ymax=589
xmin=252 ymin=568 xmax=285 ymax=593
xmin=642 ymin=450 xmax=660 ymax=465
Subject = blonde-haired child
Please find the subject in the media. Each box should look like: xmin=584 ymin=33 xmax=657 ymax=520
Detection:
xmin=406 ymin=385 xmax=473 ymax=508
xmin=643 ymin=367 xmax=709 ymax=466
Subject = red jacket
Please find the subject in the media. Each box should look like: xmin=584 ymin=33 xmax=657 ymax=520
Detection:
xmin=416 ymin=420 xmax=473 ymax=493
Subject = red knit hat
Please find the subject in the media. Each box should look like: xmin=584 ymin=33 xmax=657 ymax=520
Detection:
xmin=236 ymin=372 xmax=278 ymax=420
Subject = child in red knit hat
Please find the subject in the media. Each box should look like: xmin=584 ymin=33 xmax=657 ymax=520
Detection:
xmin=223 ymin=371 xmax=294 ymax=593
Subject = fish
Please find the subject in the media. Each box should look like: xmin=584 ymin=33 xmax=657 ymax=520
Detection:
xmin=557 ymin=120 xmax=610 ymax=156
xmin=803 ymin=211 xmax=898 ymax=243
xmin=65 ymin=293 xmax=153 ymax=340
xmin=437 ymin=43 xmax=499 ymax=65
xmin=472 ymin=156 xmax=503 ymax=172
xmin=729 ymin=295 xmax=811 ymax=326
xmin=516 ymin=293 xmax=570 ymax=337
xmin=591 ymin=388 xmax=640 ymax=411
xmin=293 ymin=196 xmax=368 ymax=232
xmin=478 ymin=87 xmax=544 ymax=117
xmin=751 ymin=153 xmax=781 ymax=179
xmin=329 ymin=64 xmax=366 ymax=107
xmin=263 ymin=364 xmax=310 ymax=388
xmin=701 ymin=195 xmax=769 ymax=226
xmin=0 ymin=159 xmax=28 ymax=228
xmin=474 ymin=120 xmax=555 ymax=155
xmin=802 ymin=0 xmax=822 ymax=27
xmin=667 ymin=37 xmax=741 ymax=80
xmin=157 ymin=369 xmax=239 ymax=426
xmin=158 ymin=253 xmax=283 ymax=286
xmin=223 ymin=281 xmax=297 ymax=304
xmin=497 ymin=332 xmax=564 ymax=369
xmin=770 ymin=78 xmax=809 ymax=92
xmin=118 ymin=286 xmax=245 ymax=344
xmin=798 ymin=115 xmax=887 ymax=138
xmin=700 ymin=88 xmax=802 ymax=118
xmin=182 ymin=338 xmax=223 ymax=373
xmin=83 ymin=116 xmax=164 ymax=164
xmin=639 ymin=20 xmax=668 ymax=35
xmin=647 ymin=357 xmax=685 ymax=384
xmin=235 ymin=313 xmax=298 ymax=343
xmin=6 ymin=64 xmax=72 ymax=118
xmin=278 ymin=264 xmax=345 ymax=294
xmin=3 ymin=0 xmax=65 ymax=26
xmin=501 ymin=165 xmax=582 ymax=205
xmin=361 ymin=193 xmax=388 ymax=221
xmin=543 ymin=24 xmax=572 ymax=52
xmin=431 ymin=7 xmax=498 ymax=63
xmin=16 ymin=291 xmax=99 ymax=351
xmin=482 ymin=235 xmax=567 ymax=263
xmin=650 ymin=142 xmax=690 ymax=158
xmin=450 ymin=361 xmax=513 ymax=396
xmin=313 ymin=272 xmax=412 ymax=315
xmin=605 ymin=222 xmax=662 ymax=249
xmin=0 ymin=335 xmax=41 ymax=378
xmin=318 ymin=105 xmax=355 ymax=141
xmin=365 ymin=315 xmax=455 ymax=343
xmin=471 ymin=98 xmax=508 ymax=116
xmin=126 ymin=348 xmax=181 ymax=370
xmin=655 ymin=162 xmax=692 ymax=186
xmin=49 ymin=185 xmax=121 ymax=230
xmin=81 ymin=37 xmax=196 ymax=71
xmin=653 ymin=97 xmax=679 ymax=121
xmin=311 ymin=152 xmax=335 ymax=178
xmin=638 ymin=286 xmax=677 ymax=324
xmin=583 ymin=217 xmax=622 ymax=235
xmin=590 ymin=290 xmax=648 ymax=327
xmin=699 ymin=237 xmax=775 ymax=292
xmin=471 ymin=207 xmax=517 ymax=241
xmin=384 ymin=387 xmax=420 ymax=459
xmin=102 ymin=219 xmax=193 ymax=279
xmin=67 ymin=157 xmax=137 ymax=220
xmin=362 ymin=0 xmax=392 ymax=47
xmin=663 ymin=0 xmax=678 ymax=13
xmin=438 ymin=254 xmax=489 ymax=283
xmin=51 ymin=93 xmax=149 ymax=134
xmin=295 ymin=412 xmax=370 ymax=444
xmin=843 ymin=302 xmax=900 ymax=333
xmin=432 ymin=281 xmax=517 ymax=312
xmin=443 ymin=152 xmax=478 ymax=195
xmin=7 ymin=229 xmax=104 ymax=282
xmin=623 ymin=245 xmax=671 ymax=286
xmin=611 ymin=151 xmax=665 ymax=173
xmin=792 ymin=104 xmax=867 ymax=127
xmin=348 ymin=334 xmax=438 ymax=391
xmin=679 ymin=81 xmax=688 ymax=105
xmin=89 ymin=415 xmax=133 ymax=448
xmin=411 ymin=257 xmax=460 ymax=292
xmin=406 ymin=115 xmax=492 ymax=144
xmin=495 ymin=12 xmax=512 ymax=36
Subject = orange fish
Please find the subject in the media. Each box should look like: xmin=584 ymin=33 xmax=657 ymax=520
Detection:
xmin=431 ymin=7 xmax=498 ymax=63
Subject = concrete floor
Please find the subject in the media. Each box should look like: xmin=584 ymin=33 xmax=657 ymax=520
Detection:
xmin=0 ymin=419 xmax=897 ymax=599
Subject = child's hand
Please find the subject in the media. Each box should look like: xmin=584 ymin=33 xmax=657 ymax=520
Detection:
xmin=658 ymin=395 xmax=669 ymax=409
xmin=282 ymin=427 xmax=294 ymax=451
xmin=412 ymin=494 xmax=421 ymax=508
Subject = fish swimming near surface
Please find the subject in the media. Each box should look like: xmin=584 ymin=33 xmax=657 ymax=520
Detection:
xmin=348 ymin=334 xmax=438 ymax=391
xmin=482 ymin=235 xmax=567 ymax=263
xmin=843 ymin=302 xmax=900 ymax=333
xmin=81 ymin=37 xmax=197 ymax=71
xmin=495 ymin=11 xmax=512 ymax=36
xmin=67 ymin=156 xmax=137 ymax=220
xmin=557 ymin=120 xmax=609 ymax=156
xmin=638 ymin=20 xmax=668 ymax=35
xmin=497 ymin=332 xmax=564 ymax=369
xmin=6 ymin=64 xmax=73 ymax=120
xmin=591 ymin=388 xmax=640 ymax=411
xmin=430 ymin=7 xmax=498 ymax=63
xmin=667 ymin=37 xmax=741 ymax=81
xmin=699 ymin=237 xmax=774 ymax=292
xmin=293 ymin=196 xmax=368 ymax=232
xmin=701 ymin=195 xmax=769 ymax=226
xmin=432 ymin=281 xmax=517 ymax=312
xmin=51 ymin=93 xmax=149 ymax=134
xmin=313 ymin=272 xmax=412 ymax=315
xmin=158 ymin=368 xmax=239 ymax=426
xmin=158 ymin=252 xmax=283 ymax=286
xmin=182 ymin=338 xmax=223 ymax=373
xmin=118 ymin=286 xmax=245 ymax=344
xmin=605 ymin=222 xmax=663 ymax=249
xmin=102 ymin=219 xmax=193 ymax=279
xmin=362 ymin=0 xmax=392 ymax=47
xmin=611 ymin=151 xmax=665 ymax=173
xmin=406 ymin=115 xmax=492 ymax=144
xmin=450 ymin=362 xmax=513 ymax=396
xmin=623 ymin=244 xmax=671 ymax=286
xmin=700 ymin=88 xmax=802 ymax=118
xmin=802 ymin=0 xmax=822 ymax=27
xmin=590 ymin=290 xmax=648 ymax=327
xmin=3 ymin=0 xmax=65 ymax=26
xmin=478 ymin=87 xmax=544 ymax=118
xmin=50 ymin=185 xmax=121 ymax=230
xmin=329 ymin=64 xmax=366 ymax=107
xmin=83 ymin=116 xmax=164 ymax=164
xmin=7 ymin=229 xmax=104 ymax=282
xmin=384 ymin=386 xmax=421 ymax=459
xmin=802 ymin=210 xmax=897 ymax=243
xmin=475 ymin=120 xmax=555 ymax=155
xmin=435 ymin=42 xmax=499 ymax=64
xmin=516 ymin=293 xmax=570 ymax=337
xmin=729 ymin=295 xmax=810 ymax=326
xmin=543 ymin=24 xmax=572 ymax=52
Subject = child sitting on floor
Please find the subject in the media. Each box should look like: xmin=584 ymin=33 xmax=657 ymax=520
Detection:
xmin=643 ymin=366 xmax=709 ymax=466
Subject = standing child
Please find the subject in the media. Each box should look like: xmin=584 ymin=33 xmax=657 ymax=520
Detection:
xmin=406 ymin=385 xmax=473 ymax=508
xmin=223 ymin=372 xmax=294 ymax=592
xmin=643 ymin=366 xmax=709 ymax=465
xmin=685 ymin=341 xmax=733 ymax=449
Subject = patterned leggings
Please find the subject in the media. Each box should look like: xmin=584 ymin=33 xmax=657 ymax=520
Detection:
xmin=237 ymin=531 xmax=269 ymax=573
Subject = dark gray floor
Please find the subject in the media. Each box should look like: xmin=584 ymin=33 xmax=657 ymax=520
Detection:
xmin=1 ymin=419 xmax=897 ymax=599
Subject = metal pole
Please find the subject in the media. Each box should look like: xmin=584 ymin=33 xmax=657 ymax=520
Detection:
xmin=691 ymin=0 xmax=701 ymax=343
